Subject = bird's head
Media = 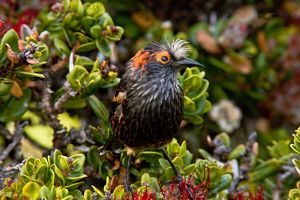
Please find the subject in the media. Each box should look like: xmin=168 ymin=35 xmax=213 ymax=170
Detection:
xmin=130 ymin=39 xmax=203 ymax=74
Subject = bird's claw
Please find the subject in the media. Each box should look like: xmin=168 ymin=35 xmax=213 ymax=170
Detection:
xmin=124 ymin=179 xmax=133 ymax=197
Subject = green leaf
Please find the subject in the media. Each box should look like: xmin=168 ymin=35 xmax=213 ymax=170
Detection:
xmin=249 ymin=159 xmax=283 ymax=182
xmin=63 ymin=0 xmax=70 ymax=11
xmin=183 ymin=75 xmax=203 ymax=94
xmin=90 ymin=25 xmax=102 ymax=38
xmin=0 ymin=80 xmax=12 ymax=96
xmin=87 ymin=146 xmax=101 ymax=169
xmin=98 ymin=13 xmax=114 ymax=27
xmin=70 ymin=0 xmax=83 ymax=16
xmin=22 ymin=158 xmax=35 ymax=176
xmin=64 ymin=180 xmax=86 ymax=190
xmin=165 ymin=166 xmax=175 ymax=180
xmin=198 ymin=149 xmax=213 ymax=160
xmin=214 ymin=132 xmax=231 ymax=147
xmin=67 ymin=65 xmax=89 ymax=91
xmin=92 ymin=185 xmax=105 ymax=197
xmin=291 ymin=127 xmax=300 ymax=155
xmin=24 ymin=124 xmax=54 ymax=149
xmin=267 ymin=140 xmax=291 ymax=158
xmin=105 ymin=26 xmax=124 ymax=42
xmin=57 ymin=112 xmax=81 ymax=131
xmin=172 ymin=156 xmax=184 ymax=168
xmin=0 ymin=29 xmax=19 ymax=63
xmin=82 ymin=72 xmax=103 ymax=96
xmin=22 ymin=181 xmax=41 ymax=200
xmin=159 ymin=158 xmax=170 ymax=169
xmin=68 ymin=189 xmax=83 ymax=199
xmin=53 ymin=149 xmax=63 ymax=166
xmin=170 ymin=140 xmax=181 ymax=154
xmin=100 ymin=77 xmax=120 ymax=88
xmin=141 ymin=173 xmax=152 ymax=186
xmin=209 ymin=174 xmax=232 ymax=196
xmin=183 ymin=164 xmax=195 ymax=174
xmin=183 ymin=114 xmax=203 ymax=125
xmin=69 ymin=153 xmax=85 ymax=173
xmin=76 ymin=42 xmax=96 ymax=53
xmin=136 ymin=151 xmax=163 ymax=163
xmin=84 ymin=189 xmax=93 ymax=200
xmin=40 ymin=186 xmax=50 ymax=199
xmin=52 ymin=165 xmax=65 ymax=185
xmin=87 ymin=95 xmax=109 ymax=122
xmin=86 ymin=2 xmax=105 ymax=18
xmin=228 ymin=144 xmax=246 ymax=160
xmin=96 ymin=39 xmax=111 ymax=57
xmin=75 ymin=56 xmax=94 ymax=68
xmin=61 ymin=196 xmax=73 ymax=200
xmin=37 ymin=43 xmax=49 ymax=62
xmin=183 ymin=96 xmax=196 ymax=113
xmin=45 ymin=169 xmax=55 ymax=188
xmin=293 ymin=159 xmax=300 ymax=174
xmin=184 ymin=96 xmax=205 ymax=115
xmin=0 ymin=88 xmax=31 ymax=122
xmin=58 ymin=155 xmax=70 ymax=173
xmin=180 ymin=141 xmax=187 ymax=156
xmin=54 ymin=38 xmax=70 ymax=55
xmin=35 ymin=164 xmax=55 ymax=187
xmin=111 ymin=185 xmax=126 ymax=199
xmin=63 ymin=96 xmax=87 ymax=109
xmin=15 ymin=71 xmax=45 ymax=79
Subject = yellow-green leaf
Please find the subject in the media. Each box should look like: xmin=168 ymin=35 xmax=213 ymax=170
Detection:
xmin=22 ymin=181 xmax=41 ymax=200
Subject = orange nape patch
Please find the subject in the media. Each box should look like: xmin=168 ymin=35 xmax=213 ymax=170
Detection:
xmin=154 ymin=51 xmax=171 ymax=64
xmin=131 ymin=49 xmax=150 ymax=69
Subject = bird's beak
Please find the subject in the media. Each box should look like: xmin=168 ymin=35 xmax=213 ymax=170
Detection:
xmin=176 ymin=57 xmax=204 ymax=68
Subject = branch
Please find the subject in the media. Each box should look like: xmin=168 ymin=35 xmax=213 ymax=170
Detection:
xmin=41 ymin=76 xmax=68 ymax=149
xmin=229 ymin=132 xmax=257 ymax=192
xmin=53 ymin=81 xmax=79 ymax=113
xmin=41 ymin=71 xmax=80 ymax=150
xmin=0 ymin=121 xmax=28 ymax=163
xmin=0 ymin=160 xmax=26 ymax=189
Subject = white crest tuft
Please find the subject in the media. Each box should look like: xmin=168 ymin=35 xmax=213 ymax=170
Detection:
xmin=163 ymin=39 xmax=190 ymax=59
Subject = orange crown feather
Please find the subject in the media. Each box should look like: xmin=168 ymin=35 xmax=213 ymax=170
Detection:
xmin=131 ymin=49 xmax=150 ymax=70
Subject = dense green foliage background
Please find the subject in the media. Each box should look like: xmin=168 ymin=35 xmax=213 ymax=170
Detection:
xmin=0 ymin=0 xmax=300 ymax=199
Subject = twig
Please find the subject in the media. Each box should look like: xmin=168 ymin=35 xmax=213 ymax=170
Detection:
xmin=41 ymin=79 xmax=61 ymax=129
xmin=0 ymin=160 xmax=26 ymax=189
xmin=229 ymin=132 xmax=257 ymax=192
xmin=50 ymin=56 xmax=68 ymax=73
xmin=213 ymin=137 xmax=231 ymax=162
xmin=53 ymin=81 xmax=79 ymax=113
xmin=0 ymin=121 xmax=28 ymax=163
xmin=41 ymin=75 xmax=68 ymax=149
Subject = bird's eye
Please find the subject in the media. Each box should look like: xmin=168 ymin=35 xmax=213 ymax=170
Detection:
xmin=155 ymin=51 xmax=170 ymax=64
xmin=161 ymin=56 xmax=169 ymax=62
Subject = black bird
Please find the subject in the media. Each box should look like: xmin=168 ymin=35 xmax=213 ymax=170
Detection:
xmin=109 ymin=39 xmax=202 ymax=198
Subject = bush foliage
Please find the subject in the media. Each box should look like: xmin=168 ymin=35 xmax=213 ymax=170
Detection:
xmin=0 ymin=0 xmax=300 ymax=199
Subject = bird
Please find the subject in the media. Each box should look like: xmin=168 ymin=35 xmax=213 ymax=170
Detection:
xmin=109 ymin=39 xmax=202 ymax=198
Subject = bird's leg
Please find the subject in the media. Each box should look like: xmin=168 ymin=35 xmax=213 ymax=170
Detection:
xmin=125 ymin=154 xmax=134 ymax=197
xmin=162 ymin=149 xmax=194 ymax=200
xmin=99 ymin=136 xmax=116 ymax=156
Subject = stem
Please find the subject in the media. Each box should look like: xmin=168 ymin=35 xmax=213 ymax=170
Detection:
xmin=0 ymin=121 xmax=28 ymax=162
xmin=53 ymin=81 xmax=79 ymax=113
xmin=41 ymin=76 xmax=68 ymax=149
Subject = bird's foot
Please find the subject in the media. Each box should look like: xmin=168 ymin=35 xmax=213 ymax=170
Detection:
xmin=162 ymin=149 xmax=194 ymax=200
xmin=124 ymin=178 xmax=133 ymax=197
xmin=125 ymin=154 xmax=134 ymax=198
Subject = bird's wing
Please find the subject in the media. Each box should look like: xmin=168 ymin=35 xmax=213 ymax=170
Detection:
xmin=109 ymin=79 xmax=128 ymax=137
